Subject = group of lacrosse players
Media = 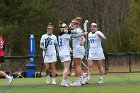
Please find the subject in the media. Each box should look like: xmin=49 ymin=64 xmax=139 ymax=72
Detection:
xmin=40 ymin=17 xmax=106 ymax=87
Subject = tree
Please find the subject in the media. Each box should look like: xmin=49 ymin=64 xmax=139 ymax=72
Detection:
xmin=125 ymin=0 xmax=140 ymax=52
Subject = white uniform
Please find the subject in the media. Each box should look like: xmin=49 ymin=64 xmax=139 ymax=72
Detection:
xmin=58 ymin=34 xmax=71 ymax=62
xmin=40 ymin=34 xmax=58 ymax=63
xmin=88 ymin=31 xmax=105 ymax=60
xmin=72 ymin=28 xmax=85 ymax=59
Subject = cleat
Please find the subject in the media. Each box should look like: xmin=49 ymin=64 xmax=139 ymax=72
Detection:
xmin=46 ymin=75 xmax=50 ymax=84
xmin=97 ymin=79 xmax=104 ymax=84
xmin=66 ymin=79 xmax=72 ymax=85
xmin=61 ymin=80 xmax=69 ymax=87
xmin=80 ymin=76 xmax=86 ymax=85
xmin=70 ymin=77 xmax=81 ymax=86
xmin=52 ymin=80 xmax=56 ymax=85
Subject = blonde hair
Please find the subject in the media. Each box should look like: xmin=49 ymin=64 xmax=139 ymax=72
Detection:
xmin=71 ymin=17 xmax=82 ymax=25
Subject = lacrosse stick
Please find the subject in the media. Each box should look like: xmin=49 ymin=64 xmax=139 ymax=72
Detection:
xmin=83 ymin=20 xmax=92 ymax=72
xmin=83 ymin=20 xmax=89 ymax=59
xmin=81 ymin=61 xmax=91 ymax=72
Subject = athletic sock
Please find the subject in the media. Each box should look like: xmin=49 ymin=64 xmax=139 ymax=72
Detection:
xmin=52 ymin=78 xmax=56 ymax=81
xmin=87 ymin=75 xmax=90 ymax=80
xmin=6 ymin=75 xmax=11 ymax=80
xmin=99 ymin=76 xmax=104 ymax=80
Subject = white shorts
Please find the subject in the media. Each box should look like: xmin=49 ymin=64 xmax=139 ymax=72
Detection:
xmin=88 ymin=53 xmax=105 ymax=60
xmin=43 ymin=55 xmax=57 ymax=63
xmin=59 ymin=55 xmax=71 ymax=62
xmin=73 ymin=46 xmax=85 ymax=59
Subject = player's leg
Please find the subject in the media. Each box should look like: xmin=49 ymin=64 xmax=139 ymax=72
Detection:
xmin=96 ymin=60 xmax=104 ymax=84
xmin=63 ymin=61 xmax=70 ymax=80
xmin=61 ymin=61 xmax=71 ymax=87
xmin=74 ymin=58 xmax=82 ymax=77
xmin=86 ymin=60 xmax=94 ymax=83
xmin=44 ymin=63 xmax=50 ymax=84
xmin=0 ymin=71 xmax=13 ymax=86
xmin=70 ymin=58 xmax=82 ymax=86
xmin=50 ymin=62 xmax=56 ymax=84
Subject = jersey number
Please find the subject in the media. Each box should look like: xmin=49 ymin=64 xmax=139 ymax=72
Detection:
xmin=90 ymin=39 xmax=94 ymax=43
xmin=59 ymin=38 xmax=62 ymax=47
xmin=48 ymin=41 xmax=52 ymax=45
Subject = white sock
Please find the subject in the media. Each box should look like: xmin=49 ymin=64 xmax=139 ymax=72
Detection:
xmin=62 ymin=79 xmax=65 ymax=82
xmin=99 ymin=76 xmax=104 ymax=80
xmin=5 ymin=75 xmax=11 ymax=80
xmin=46 ymin=75 xmax=50 ymax=77
xmin=87 ymin=75 xmax=90 ymax=80
xmin=52 ymin=78 xmax=55 ymax=81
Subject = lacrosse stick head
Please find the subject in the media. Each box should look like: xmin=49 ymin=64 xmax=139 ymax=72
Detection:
xmin=84 ymin=20 xmax=89 ymax=32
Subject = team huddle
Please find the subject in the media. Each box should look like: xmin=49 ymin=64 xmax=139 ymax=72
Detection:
xmin=40 ymin=17 xmax=106 ymax=87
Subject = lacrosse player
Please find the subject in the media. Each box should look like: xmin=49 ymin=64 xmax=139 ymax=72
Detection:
xmin=0 ymin=36 xmax=13 ymax=86
xmin=69 ymin=17 xmax=87 ymax=86
xmin=87 ymin=23 xmax=106 ymax=84
xmin=40 ymin=23 xmax=59 ymax=85
xmin=58 ymin=23 xmax=72 ymax=87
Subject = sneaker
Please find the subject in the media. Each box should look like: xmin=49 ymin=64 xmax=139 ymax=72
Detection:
xmin=61 ymin=80 xmax=69 ymax=87
xmin=80 ymin=76 xmax=86 ymax=85
xmin=8 ymin=77 xmax=13 ymax=87
xmin=97 ymin=79 xmax=104 ymax=84
xmin=85 ymin=78 xmax=90 ymax=84
xmin=66 ymin=79 xmax=72 ymax=85
xmin=70 ymin=77 xmax=81 ymax=86
xmin=52 ymin=79 xmax=56 ymax=85
xmin=46 ymin=75 xmax=50 ymax=84
xmin=85 ymin=76 xmax=90 ymax=84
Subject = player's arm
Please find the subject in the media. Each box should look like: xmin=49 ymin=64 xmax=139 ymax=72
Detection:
xmin=96 ymin=31 xmax=106 ymax=39
xmin=80 ymin=36 xmax=86 ymax=46
xmin=70 ymin=32 xmax=88 ymax=38
xmin=62 ymin=28 xmax=85 ymax=34
xmin=40 ymin=42 xmax=47 ymax=50
xmin=71 ymin=33 xmax=84 ymax=38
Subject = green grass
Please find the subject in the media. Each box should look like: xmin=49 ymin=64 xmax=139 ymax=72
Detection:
xmin=0 ymin=73 xmax=140 ymax=93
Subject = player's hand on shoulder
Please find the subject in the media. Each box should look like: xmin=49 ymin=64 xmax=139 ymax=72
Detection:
xmin=84 ymin=32 xmax=88 ymax=36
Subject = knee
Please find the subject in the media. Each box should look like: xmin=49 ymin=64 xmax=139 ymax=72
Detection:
xmin=64 ymin=68 xmax=69 ymax=72
xmin=97 ymin=65 xmax=103 ymax=69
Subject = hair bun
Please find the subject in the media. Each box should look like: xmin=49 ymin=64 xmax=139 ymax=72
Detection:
xmin=76 ymin=17 xmax=82 ymax=21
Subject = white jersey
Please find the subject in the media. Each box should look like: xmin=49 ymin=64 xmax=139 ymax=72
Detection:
xmin=88 ymin=31 xmax=105 ymax=53
xmin=40 ymin=34 xmax=58 ymax=56
xmin=58 ymin=34 xmax=71 ymax=56
xmin=72 ymin=28 xmax=85 ymax=59
xmin=72 ymin=28 xmax=83 ymax=48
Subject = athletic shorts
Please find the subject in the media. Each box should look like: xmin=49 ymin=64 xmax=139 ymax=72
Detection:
xmin=43 ymin=55 xmax=57 ymax=63
xmin=59 ymin=55 xmax=71 ymax=62
xmin=73 ymin=46 xmax=85 ymax=59
xmin=88 ymin=53 xmax=105 ymax=60
xmin=0 ymin=56 xmax=4 ymax=63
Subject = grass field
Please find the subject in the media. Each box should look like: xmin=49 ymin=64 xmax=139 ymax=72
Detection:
xmin=0 ymin=73 xmax=140 ymax=93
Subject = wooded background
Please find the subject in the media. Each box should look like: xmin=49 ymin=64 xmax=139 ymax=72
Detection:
xmin=0 ymin=0 xmax=140 ymax=56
